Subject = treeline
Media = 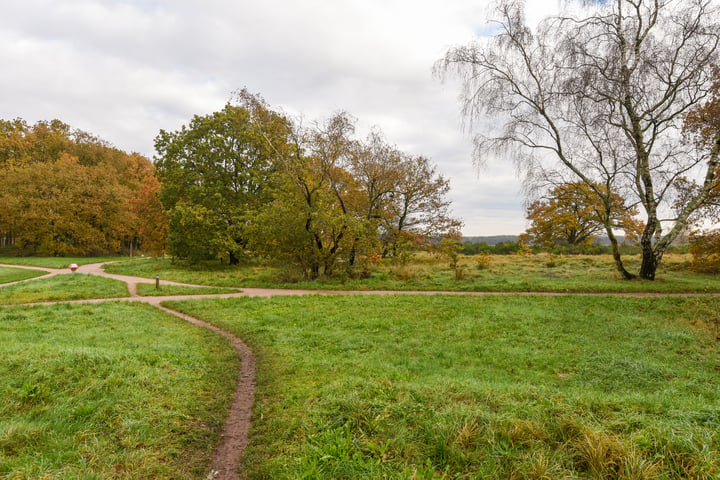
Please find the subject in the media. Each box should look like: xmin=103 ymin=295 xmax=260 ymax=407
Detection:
xmin=0 ymin=119 xmax=166 ymax=256
xmin=0 ymin=92 xmax=460 ymax=278
xmin=155 ymin=90 xmax=460 ymax=278
xmin=459 ymin=240 xmax=649 ymax=256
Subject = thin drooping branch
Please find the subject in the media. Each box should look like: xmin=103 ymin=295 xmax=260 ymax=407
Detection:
xmin=438 ymin=0 xmax=720 ymax=280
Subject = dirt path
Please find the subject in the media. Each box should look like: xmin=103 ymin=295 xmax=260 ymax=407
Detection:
xmin=149 ymin=301 xmax=256 ymax=480
xmin=0 ymin=263 xmax=256 ymax=480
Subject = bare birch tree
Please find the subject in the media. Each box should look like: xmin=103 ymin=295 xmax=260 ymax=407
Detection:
xmin=438 ymin=0 xmax=720 ymax=279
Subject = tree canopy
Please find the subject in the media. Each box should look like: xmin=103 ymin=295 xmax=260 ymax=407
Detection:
xmin=438 ymin=0 xmax=720 ymax=279
xmin=525 ymin=182 xmax=642 ymax=249
xmin=155 ymin=90 xmax=460 ymax=278
xmin=154 ymin=96 xmax=287 ymax=264
xmin=0 ymin=119 xmax=166 ymax=256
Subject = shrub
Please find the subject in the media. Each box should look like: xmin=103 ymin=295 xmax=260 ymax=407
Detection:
xmin=475 ymin=254 xmax=491 ymax=270
xmin=689 ymin=230 xmax=720 ymax=273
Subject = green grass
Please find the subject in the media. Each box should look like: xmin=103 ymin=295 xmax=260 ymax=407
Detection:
xmin=136 ymin=283 xmax=239 ymax=297
xmin=0 ymin=274 xmax=129 ymax=305
xmin=0 ymin=256 xmax=130 ymax=269
xmin=165 ymin=294 xmax=720 ymax=479
xmin=105 ymin=253 xmax=720 ymax=293
xmin=0 ymin=266 xmax=47 ymax=284
xmin=0 ymin=302 xmax=239 ymax=479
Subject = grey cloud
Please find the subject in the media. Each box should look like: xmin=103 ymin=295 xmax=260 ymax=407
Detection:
xmin=0 ymin=0 xmax=543 ymax=235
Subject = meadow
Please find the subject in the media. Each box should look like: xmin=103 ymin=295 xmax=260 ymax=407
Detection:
xmin=0 ymin=266 xmax=46 ymax=284
xmin=0 ymin=302 xmax=238 ymax=479
xmin=2 ymin=254 xmax=720 ymax=478
xmin=103 ymin=253 xmax=719 ymax=293
xmin=0 ymin=274 xmax=129 ymax=305
xmin=165 ymin=294 xmax=720 ymax=479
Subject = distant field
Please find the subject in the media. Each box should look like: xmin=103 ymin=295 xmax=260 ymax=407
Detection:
xmin=0 ymin=302 xmax=238 ymax=479
xmin=105 ymin=253 xmax=720 ymax=293
xmin=0 ymin=274 xmax=129 ymax=305
xmin=166 ymin=294 xmax=720 ymax=479
xmin=0 ymin=256 xmax=130 ymax=269
xmin=0 ymin=266 xmax=46 ymax=284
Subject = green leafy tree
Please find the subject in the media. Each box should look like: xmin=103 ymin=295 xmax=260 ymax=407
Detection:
xmin=154 ymin=95 xmax=287 ymax=263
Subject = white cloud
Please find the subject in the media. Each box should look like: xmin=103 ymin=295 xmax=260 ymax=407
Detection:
xmin=0 ymin=0 xmax=563 ymax=236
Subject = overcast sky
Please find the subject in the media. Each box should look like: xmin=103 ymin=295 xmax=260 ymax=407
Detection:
xmin=0 ymin=0 xmax=561 ymax=236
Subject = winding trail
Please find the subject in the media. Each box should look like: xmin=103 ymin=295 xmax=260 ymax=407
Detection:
xmin=1 ymin=262 xmax=260 ymax=480
xmin=3 ymin=261 xmax=720 ymax=479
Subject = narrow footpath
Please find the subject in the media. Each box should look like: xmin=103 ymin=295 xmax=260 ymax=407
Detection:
xmin=1 ymin=262 xmax=261 ymax=480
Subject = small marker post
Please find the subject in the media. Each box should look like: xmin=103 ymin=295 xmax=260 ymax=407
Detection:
xmin=156 ymin=275 xmax=160 ymax=290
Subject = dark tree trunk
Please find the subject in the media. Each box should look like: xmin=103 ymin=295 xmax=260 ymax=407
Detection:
xmin=639 ymin=241 xmax=660 ymax=280
xmin=638 ymin=217 xmax=660 ymax=280
xmin=309 ymin=263 xmax=320 ymax=280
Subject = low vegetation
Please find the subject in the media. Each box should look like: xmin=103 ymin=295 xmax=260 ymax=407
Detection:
xmin=0 ymin=256 xmax=129 ymax=269
xmin=166 ymin=294 xmax=720 ymax=479
xmin=0 ymin=274 xmax=129 ymax=305
xmin=3 ymin=255 xmax=720 ymax=478
xmin=0 ymin=266 xmax=45 ymax=284
xmin=0 ymin=302 xmax=238 ymax=479
xmin=103 ymin=253 xmax=720 ymax=293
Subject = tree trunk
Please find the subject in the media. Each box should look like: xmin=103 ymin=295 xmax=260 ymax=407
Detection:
xmin=606 ymin=226 xmax=635 ymax=280
xmin=310 ymin=263 xmax=320 ymax=280
xmin=638 ymin=217 xmax=660 ymax=280
xmin=639 ymin=245 xmax=658 ymax=280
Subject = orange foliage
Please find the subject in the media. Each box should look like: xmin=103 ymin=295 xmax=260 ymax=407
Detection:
xmin=526 ymin=182 xmax=641 ymax=249
xmin=0 ymin=118 xmax=167 ymax=255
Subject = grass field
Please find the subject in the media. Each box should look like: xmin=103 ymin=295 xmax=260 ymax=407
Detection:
xmin=0 ymin=302 xmax=238 ymax=479
xmin=103 ymin=253 xmax=720 ymax=293
xmin=3 ymin=253 xmax=720 ymax=478
xmin=0 ymin=256 xmax=130 ymax=269
xmin=165 ymin=294 xmax=720 ymax=479
xmin=0 ymin=266 xmax=46 ymax=284
xmin=0 ymin=274 xmax=129 ymax=305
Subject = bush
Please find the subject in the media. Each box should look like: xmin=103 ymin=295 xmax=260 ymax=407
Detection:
xmin=475 ymin=254 xmax=491 ymax=270
xmin=689 ymin=230 xmax=720 ymax=273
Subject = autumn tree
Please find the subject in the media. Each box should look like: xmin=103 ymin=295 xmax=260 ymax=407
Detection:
xmin=675 ymin=65 xmax=720 ymax=271
xmin=0 ymin=118 xmax=165 ymax=255
xmin=249 ymin=112 xmax=373 ymax=278
xmin=382 ymin=154 xmax=461 ymax=256
xmin=246 ymin=108 xmax=460 ymax=279
xmin=347 ymin=130 xmax=461 ymax=258
xmin=525 ymin=182 xmax=642 ymax=250
xmin=129 ymin=174 xmax=168 ymax=255
xmin=438 ymin=0 xmax=720 ymax=279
